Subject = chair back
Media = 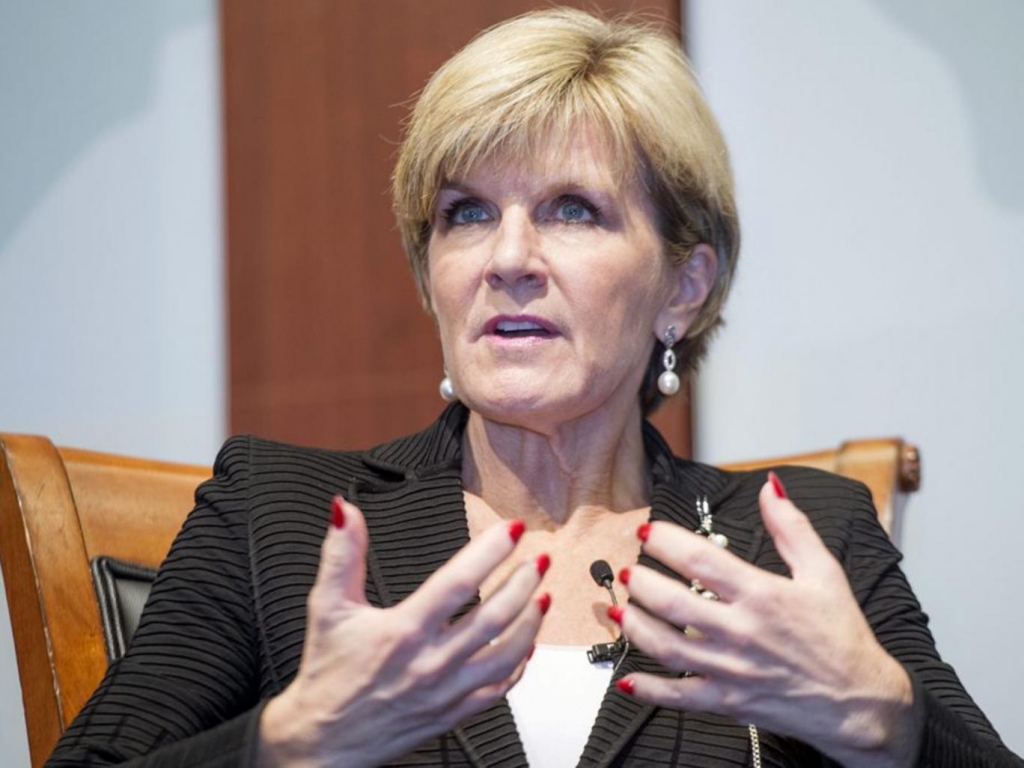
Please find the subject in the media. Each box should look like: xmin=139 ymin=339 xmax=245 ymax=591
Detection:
xmin=0 ymin=434 xmax=209 ymax=768
xmin=721 ymin=437 xmax=921 ymax=541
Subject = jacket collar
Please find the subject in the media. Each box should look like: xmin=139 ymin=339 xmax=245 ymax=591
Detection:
xmin=362 ymin=402 xmax=468 ymax=479
xmin=351 ymin=404 xmax=765 ymax=767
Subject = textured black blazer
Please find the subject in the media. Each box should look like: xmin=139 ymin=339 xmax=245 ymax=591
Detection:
xmin=48 ymin=405 xmax=1021 ymax=767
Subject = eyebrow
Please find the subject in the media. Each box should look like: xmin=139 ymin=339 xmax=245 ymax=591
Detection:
xmin=436 ymin=181 xmax=480 ymax=198
xmin=437 ymin=179 xmax=615 ymax=200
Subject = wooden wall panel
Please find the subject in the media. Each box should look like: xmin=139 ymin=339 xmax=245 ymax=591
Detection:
xmin=222 ymin=0 xmax=691 ymax=456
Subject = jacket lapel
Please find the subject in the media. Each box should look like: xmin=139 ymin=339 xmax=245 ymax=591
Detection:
xmin=580 ymin=424 xmax=765 ymax=767
xmin=351 ymin=405 xmax=529 ymax=767
xmin=350 ymin=403 xmax=471 ymax=608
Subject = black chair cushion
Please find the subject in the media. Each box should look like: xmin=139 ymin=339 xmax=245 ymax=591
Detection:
xmin=90 ymin=556 xmax=158 ymax=663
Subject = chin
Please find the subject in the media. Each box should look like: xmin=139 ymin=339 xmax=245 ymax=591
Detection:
xmin=463 ymin=389 xmax=551 ymax=423
xmin=459 ymin=381 xmax=609 ymax=434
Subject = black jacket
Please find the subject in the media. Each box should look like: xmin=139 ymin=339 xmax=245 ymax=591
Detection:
xmin=48 ymin=404 xmax=1021 ymax=766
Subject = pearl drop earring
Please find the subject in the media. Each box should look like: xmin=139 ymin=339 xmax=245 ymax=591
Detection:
xmin=657 ymin=326 xmax=681 ymax=396
xmin=439 ymin=372 xmax=456 ymax=401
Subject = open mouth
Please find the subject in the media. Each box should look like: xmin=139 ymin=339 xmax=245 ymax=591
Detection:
xmin=492 ymin=320 xmax=554 ymax=339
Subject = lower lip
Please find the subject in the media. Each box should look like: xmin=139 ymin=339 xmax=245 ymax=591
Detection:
xmin=485 ymin=332 xmax=559 ymax=347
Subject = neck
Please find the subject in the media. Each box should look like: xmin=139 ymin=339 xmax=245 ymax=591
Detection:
xmin=461 ymin=405 xmax=651 ymax=528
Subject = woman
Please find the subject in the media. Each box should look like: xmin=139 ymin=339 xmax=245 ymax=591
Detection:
xmin=49 ymin=8 xmax=1020 ymax=767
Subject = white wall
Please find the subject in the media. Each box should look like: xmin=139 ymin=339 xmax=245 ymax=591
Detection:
xmin=691 ymin=0 xmax=1024 ymax=753
xmin=0 ymin=2 xmax=223 ymax=764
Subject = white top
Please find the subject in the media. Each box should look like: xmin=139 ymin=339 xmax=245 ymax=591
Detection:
xmin=506 ymin=645 xmax=615 ymax=768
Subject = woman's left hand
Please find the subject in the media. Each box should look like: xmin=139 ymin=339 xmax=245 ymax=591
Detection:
xmin=614 ymin=473 xmax=920 ymax=768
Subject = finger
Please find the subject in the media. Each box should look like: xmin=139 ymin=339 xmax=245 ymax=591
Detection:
xmin=312 ymin=496 xmax=370 ymax=609
xmin=617 ymin=671 xmax=725 ymax=716
xmin=613 ymin=603 xmax=721 ymax=676
xmin=442 ymin=650 xmax=531 ymax=730
xmin=358 ymin=648 xmax=532 ymax=766
xmin=625 ymin=564 xmax=726 ymax=636
xmin=442 ymin=554 xmax=547 ymax=662
xmin=642 ymin=521 xmax=766 ymax=602
xmin=759 ymin=473 xmax=841 ymax=580
xmin=403 ymin=519 xmax=525 ymax=629
xmin=447 ymin=585 xmax=544 ymax=702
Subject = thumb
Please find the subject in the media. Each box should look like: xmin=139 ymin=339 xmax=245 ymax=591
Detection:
xmin=314 ymin=495 xmax=370 ymax=607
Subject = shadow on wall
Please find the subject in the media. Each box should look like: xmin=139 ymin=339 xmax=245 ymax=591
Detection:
xmin=867 ymin=0 xmax=1024 ymax=210
xmin=0 ymin=1 xmax=209 ymax=252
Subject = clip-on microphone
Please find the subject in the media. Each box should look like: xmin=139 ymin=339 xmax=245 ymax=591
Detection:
xmin=587 ymin=559 xmax=629 ymax=665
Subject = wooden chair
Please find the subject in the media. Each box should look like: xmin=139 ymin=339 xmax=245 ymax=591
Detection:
xmin=0 ymin=434 xmax=209 ymax=768
xmin=0 ymin=432 xmax=920 ymax=768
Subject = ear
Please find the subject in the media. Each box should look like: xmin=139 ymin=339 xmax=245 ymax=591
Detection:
xmin=655 ymin=244 xmax=718 ymax=338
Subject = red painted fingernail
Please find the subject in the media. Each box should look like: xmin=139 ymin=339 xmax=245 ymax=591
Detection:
xmin=537 ymin=592 xmax=552 ymax=615
xmin=619 ymin=567 xmax=631 ymax=586
xmin=607 ymin=605 xmax=625 ymax=625
xmin=331 ymin=496 xmax=346 ymax=529
xmin=535 ymin=553 xmax=551 ymax=577
xmin=508 ymin=519 xmax=526 ymax=543
xmin=637 ymin=523 xmax=651 ymax=542
xmin=768 ymin=471 xmax=787 ymax=499
xmin=527 ymin=644 xmax=536 ymax=661
xmin=616 ymin=678 xmax=635 ymax=695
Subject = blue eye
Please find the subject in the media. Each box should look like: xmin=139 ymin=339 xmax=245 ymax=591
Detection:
xmin=553 ymin=195 xmax=599 ymax=224
xmin=443 ymin=199 xmax=490 ymax=225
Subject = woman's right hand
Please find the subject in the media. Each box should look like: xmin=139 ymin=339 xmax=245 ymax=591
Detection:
xmin=257 ymin=497 xmax=548 ymax=768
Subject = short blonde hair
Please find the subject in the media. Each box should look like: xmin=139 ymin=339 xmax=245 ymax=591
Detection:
xmin=392 ymin=7 xmax=739 ymax=413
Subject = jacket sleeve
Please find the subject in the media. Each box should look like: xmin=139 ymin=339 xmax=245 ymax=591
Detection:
xmin=46 ymin=437 xmax=267 ymax=767
xmin=841 ymin=480 xmax=1023 ymax=767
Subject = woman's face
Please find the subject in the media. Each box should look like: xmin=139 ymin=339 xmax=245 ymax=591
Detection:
xmin=426 ymin=130 xmax=686 ymax=433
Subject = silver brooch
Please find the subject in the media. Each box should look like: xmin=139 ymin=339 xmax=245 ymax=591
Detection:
xmin=690 ymin=494 xmax=728 ymax=601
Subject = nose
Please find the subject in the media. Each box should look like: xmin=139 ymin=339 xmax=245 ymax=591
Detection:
xmin=485 ymin=209 xmax=547 ymax=293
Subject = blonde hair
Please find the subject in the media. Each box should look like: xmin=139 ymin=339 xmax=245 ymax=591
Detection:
xmin=392 ymin=7 xmax=739 ymax=413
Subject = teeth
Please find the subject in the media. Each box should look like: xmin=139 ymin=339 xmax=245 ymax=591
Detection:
xmin=496 ymin=320 xmax=544 ymax=332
